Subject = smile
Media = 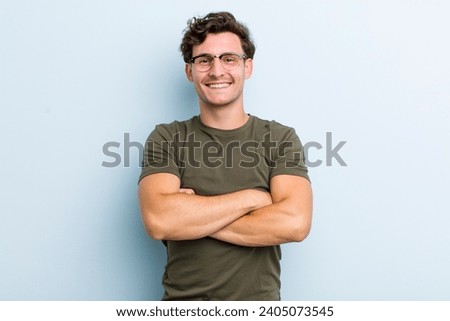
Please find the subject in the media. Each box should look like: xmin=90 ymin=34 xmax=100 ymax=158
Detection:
xmin=206 ymin=83 xmax=231 ymax=89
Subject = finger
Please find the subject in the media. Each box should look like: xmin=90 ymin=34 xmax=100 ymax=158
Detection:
xmin=179 ymin=188 xmax=195 ymax=195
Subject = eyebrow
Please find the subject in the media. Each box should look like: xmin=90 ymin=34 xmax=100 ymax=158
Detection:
xmin=193 ymin=52 xmax=238 ymax=57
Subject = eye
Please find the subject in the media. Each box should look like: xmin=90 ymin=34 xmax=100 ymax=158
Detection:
xmin=195 ymin=56 xmax=212 ymax=65
xmin=222 ymin=54 xmax=238 ymax=64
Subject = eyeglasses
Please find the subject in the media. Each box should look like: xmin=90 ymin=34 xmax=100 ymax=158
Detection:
xmin=190 ymin=53 xmax=248 ymax=72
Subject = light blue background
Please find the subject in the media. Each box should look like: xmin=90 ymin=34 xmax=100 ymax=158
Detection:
xmin=1 ymin=0 xmax=449 ymax=300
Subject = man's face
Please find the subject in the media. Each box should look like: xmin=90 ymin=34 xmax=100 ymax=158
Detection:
xmin=185 ymin=32 xmax=253 ymax=109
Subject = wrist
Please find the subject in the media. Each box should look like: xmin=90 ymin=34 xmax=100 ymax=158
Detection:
xmin=242 ymin=189 xmax=272 ymax=212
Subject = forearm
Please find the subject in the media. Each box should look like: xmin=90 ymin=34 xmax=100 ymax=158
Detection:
xmin=210 ymin=202 xmax=311 ymax=247
xmin=140 ymin=188 xmax=271 ymax=241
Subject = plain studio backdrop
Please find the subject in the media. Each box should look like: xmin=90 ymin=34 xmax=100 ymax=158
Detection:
xmin=1 ymin=0 xmax=449 ymax=300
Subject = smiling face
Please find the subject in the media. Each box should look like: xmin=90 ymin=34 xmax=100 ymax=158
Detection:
xmin=185 ymin=32 xmax=253 ymax=110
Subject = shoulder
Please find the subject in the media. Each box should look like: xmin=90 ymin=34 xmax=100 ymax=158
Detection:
xmin=251 ymin=115 xmax=298 ymax=139
xmin=153 ymin=116 xmax=196 ymax=133
xmin=149 ymin=116 xmax=198 ymax=141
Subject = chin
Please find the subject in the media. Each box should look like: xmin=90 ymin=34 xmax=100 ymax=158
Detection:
xmin=208 ymin=100 xmax=235 ymax=108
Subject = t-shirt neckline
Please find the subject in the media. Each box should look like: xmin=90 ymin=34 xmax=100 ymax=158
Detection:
xmin=195 ymin=114 xmax=254 ymax=136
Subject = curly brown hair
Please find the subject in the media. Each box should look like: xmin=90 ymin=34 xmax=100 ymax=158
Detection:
xmin=180 ymin=12 xmax=256 ymax=63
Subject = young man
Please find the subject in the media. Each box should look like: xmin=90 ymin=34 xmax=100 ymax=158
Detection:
xmin=138 ymin=12 xmax=312 ymax=300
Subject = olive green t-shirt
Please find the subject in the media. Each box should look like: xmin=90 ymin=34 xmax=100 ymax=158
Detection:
xmin=139 ymin=115 xmax=309 ymax=300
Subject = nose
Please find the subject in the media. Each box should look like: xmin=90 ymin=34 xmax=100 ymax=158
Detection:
xmin=208 ymin=57 xmax=225 ymax=77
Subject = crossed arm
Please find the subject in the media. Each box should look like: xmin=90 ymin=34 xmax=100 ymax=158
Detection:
xmin=138 ymin=173 xmax=312 ymax=247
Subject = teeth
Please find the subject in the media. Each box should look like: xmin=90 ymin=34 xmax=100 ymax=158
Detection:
xmin=207 ymin=83 xmax=230 ymax=88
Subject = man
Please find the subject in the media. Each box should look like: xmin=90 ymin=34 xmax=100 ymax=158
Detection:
xmin=138 ymin=12 xmax=312 ymax=300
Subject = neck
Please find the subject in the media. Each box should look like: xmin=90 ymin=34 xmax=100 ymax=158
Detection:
xmin=199 ymin=102 xmax=249 ymax=130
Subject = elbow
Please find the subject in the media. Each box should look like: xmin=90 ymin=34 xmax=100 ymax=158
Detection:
xmin=291 ymin=224 xmax=311 ymax=242
xmin=145 ymin=224 xmax=166 ymax=241
xmin=142 ymin=210 xmax=168 ymax=241
xmin=289 ymin=214 xmax=312 ymax=243
xmin=147 ymin=228 xmax=166 ymax=241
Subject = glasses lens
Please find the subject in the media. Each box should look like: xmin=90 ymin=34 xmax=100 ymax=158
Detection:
xmin=193 ymin=56 xmax=213 ymax=71
xmin=193 ymin=54 xmax=244 ymax=72
xmin=220 ymin=54 xmax=240 ymax=68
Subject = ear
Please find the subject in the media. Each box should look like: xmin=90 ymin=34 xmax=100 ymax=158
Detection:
xmin=185 ymin=63 xmax=193 ymax=82
xmin=244 ymin=58 xmax=253 ymax=79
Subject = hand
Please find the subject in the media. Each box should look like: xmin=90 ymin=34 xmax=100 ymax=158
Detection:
xmin=180 ymin=187 xmax=271 ymax=212
xmin=179 ymin=188 xmax=196 ymax=195
xmin=250 ymin=189 xmax=273 ymax=210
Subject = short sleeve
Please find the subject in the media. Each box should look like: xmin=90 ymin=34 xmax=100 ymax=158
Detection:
xmin=138 ymin=124 xmax=181 ymax=183
xmin=269 ymin=128 xmax=310 ymax=182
